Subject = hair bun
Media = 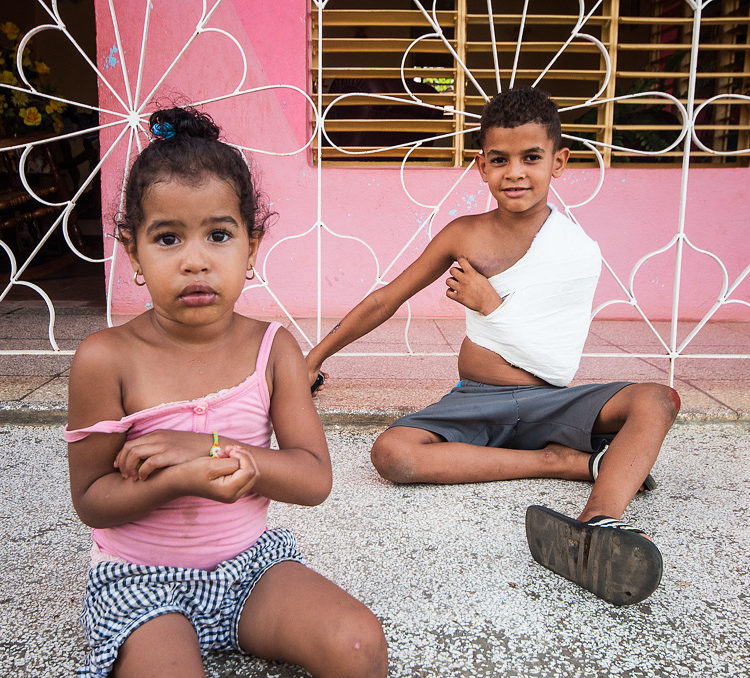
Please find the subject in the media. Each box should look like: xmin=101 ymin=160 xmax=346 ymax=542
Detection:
xmin=148 ymin=107 xmax=220 ymax=141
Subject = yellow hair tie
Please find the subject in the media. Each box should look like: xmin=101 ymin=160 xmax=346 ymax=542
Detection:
xmin=208 ymin=432 xmax=221 ymax=457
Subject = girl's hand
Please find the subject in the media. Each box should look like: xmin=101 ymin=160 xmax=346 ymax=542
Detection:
xmin=114 ymin=430 xmax=213 ymax=480
xmin=445 ymin=256 xmax=503 ymax=315
xmin=183 ymin=445 xmax=260 ymax=503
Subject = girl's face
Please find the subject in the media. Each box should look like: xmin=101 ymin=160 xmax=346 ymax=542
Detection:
xmin=127 ymin=175 xmax=261 ymax=327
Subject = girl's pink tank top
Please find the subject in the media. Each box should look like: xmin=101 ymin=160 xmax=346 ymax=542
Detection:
xmin=64 ymin=322 xmax=281 ymax=570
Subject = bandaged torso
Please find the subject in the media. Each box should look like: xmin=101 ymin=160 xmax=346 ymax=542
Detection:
xmin=465 ymin=205 xmax=601 ymax=387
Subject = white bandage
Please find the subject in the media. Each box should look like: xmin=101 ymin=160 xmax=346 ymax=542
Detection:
xmin=465 ymin=205 xmax=601 ymax=387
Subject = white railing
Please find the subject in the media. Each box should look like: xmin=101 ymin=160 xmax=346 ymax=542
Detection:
xmin=1 ymin=0 xmax=748 ymax=387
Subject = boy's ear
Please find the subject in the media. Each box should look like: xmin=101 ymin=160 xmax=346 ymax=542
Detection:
xmin=551 ymin=146 xmax=570 ymax=178
xmin=475 ymin=152 xmax=488 ymax=182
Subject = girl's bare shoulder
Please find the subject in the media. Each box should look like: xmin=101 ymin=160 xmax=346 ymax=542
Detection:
xmin=68 ymin=321 xmax=146 ymax=427
xmin=70 ymin=316 xmax=156 ymax=387
xmin=231 ymin=315 xmax=300 ymax=361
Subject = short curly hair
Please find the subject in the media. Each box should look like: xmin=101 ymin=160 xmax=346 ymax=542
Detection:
xmin=478 ymin=87 xmax=562 ymax=151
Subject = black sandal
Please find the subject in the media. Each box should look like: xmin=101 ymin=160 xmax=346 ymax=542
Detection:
xmin=311 ymin=371 xmax=325 ymax=395
xmin=525 ymin=505 xmax=663 ymax=606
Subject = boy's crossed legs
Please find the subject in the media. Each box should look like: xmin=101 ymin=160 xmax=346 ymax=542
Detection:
xmin=113 ymin=562 xmax=388 ymax=678
xmin=371 ymin=382 xmax=679 ymax=521
xmin=370 ymin=382 xmax=680 ymax=604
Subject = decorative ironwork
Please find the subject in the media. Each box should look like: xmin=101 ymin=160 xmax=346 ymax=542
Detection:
xmin=0 ymin=0 xmax=747 ymax=386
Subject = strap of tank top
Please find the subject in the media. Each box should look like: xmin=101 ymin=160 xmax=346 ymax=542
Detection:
xmin=63 ymin=419 xmax=130 ymax=442
xmin=256 ymin=322 xmax=282 ymax=373
xmin=254 ymin=322 xmax=282 ymax=411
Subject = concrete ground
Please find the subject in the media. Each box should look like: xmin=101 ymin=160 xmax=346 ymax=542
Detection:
xmin=1 ymin=306 xmax=749 ymax=676
xmin=1 ymin=421 xmax=749 ymax=677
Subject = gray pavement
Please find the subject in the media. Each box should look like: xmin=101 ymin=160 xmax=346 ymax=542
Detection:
xmin=2 ymin=420 xmax=749 ymax=677
xmin=2 ymin=306 xmax=749 ymax=675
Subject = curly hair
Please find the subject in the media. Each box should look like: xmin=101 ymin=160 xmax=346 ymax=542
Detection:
xmin=117 ymin=106 xmax=274 ymax=245
xmin=478 ymin=87 xmax=562 ymax=151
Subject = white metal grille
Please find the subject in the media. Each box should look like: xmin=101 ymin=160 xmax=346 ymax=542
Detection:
xmin=0 ymin=0 xmax=748 ymax=387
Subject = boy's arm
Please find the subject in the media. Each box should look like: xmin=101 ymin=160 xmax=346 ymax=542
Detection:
xmin=305 ymin=222 xmax=460 ymax=383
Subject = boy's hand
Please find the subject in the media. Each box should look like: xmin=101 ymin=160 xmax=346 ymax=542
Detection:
xmin=305 ymin=354 xmax=328 ymax=395
xmin=446 ymin=257 xmax=503 ymax=315
xmin=114 ymin=430 xmax=214 ymax=480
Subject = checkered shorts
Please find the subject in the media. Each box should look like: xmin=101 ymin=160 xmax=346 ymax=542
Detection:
xmin=77 ymin=528 xmax=303 ymax=678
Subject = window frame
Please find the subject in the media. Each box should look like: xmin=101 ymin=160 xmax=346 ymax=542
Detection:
xmin=311 ymin=0 xmax=750 ymax=168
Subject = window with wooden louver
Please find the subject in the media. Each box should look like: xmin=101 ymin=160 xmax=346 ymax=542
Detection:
xmin=311 ymin=0 xmax=750 ymax=166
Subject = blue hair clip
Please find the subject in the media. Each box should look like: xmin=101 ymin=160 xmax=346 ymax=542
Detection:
xmin=151 ymin=121 xmax=175 ymax=140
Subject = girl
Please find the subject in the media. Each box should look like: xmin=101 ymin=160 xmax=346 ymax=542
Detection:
xmin=65 ymin=107 xmax=388 ymax=678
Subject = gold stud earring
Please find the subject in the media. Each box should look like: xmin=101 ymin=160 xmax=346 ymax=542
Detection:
xmin=133 ymin=270 xmax=146 ymax=286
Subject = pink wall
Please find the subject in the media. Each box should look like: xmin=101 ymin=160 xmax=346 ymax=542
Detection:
xmin=95 ymin=0 xmax=749 ymax=321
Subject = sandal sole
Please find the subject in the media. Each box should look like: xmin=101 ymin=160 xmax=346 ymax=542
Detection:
xmin=525 ymin=505 xmax=663 ymax=606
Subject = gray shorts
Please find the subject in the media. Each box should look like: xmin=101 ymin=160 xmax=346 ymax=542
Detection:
xmin=390 ymin=380 xmax=631 ymax=453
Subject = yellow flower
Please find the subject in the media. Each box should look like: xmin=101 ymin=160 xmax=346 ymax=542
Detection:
xmin=19 ymin=106 xmax=42 ymax=126
xmin=34 ymin=61 xmax=50 ymax=75
xmin=11 ymin=90 xmax=28 ymax=106
xmin=0 ymin=70 xmax=17 ymax=86
xmin=52 ymin=115 xmax=63 ymax=134
xmin=10 ymin=45 xmax=31 ymax=68
xmin=1 ymin=22 xmax=20 ymax=41
xmin=45 ymin=100 xmax=66 ymax=115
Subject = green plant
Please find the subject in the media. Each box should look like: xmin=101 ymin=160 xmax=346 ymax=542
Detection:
xmin=0 ymin=21 xmax=68 ymax=136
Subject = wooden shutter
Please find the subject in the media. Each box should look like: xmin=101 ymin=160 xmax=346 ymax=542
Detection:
xmin=312 ymin=0 xmax=750 ymax=167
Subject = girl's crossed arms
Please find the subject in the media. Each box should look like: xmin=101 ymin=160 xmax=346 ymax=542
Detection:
xmin=67 ymin=319 xmax=330 ymax=527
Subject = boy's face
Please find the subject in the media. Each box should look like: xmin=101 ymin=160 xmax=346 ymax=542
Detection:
xmin=476 ymin=122 xmax=569 ymax=217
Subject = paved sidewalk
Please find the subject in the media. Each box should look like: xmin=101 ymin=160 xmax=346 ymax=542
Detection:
xmin=1 ymin=421 xmax=749 ymax=676
xmin=1 ymin=306 xmax=749 ymax=421
xmin=1 ymin=307 xmax=749 ymax=675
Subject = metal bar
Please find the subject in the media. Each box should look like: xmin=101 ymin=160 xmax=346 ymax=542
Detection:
xmin=1 ymin=0 xmax=747 ymax=381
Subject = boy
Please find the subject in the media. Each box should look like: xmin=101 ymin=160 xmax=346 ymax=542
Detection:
xmin=306 ymin=87 xmax=679 ymax=605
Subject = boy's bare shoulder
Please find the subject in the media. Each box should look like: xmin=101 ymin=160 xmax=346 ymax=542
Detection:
xmin=434 ymin=211 xmax=497 ymax=255
xmin=439 ymin=212 xmax=491 ymax=237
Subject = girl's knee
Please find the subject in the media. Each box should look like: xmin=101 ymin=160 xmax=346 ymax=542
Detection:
xmin=370 ymin=433 xmax=415 ymax=483
xmin=325 ymin=609 xmax=388 ymax=678
xmin=114 ymin=613 xmax=203 ymax=677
